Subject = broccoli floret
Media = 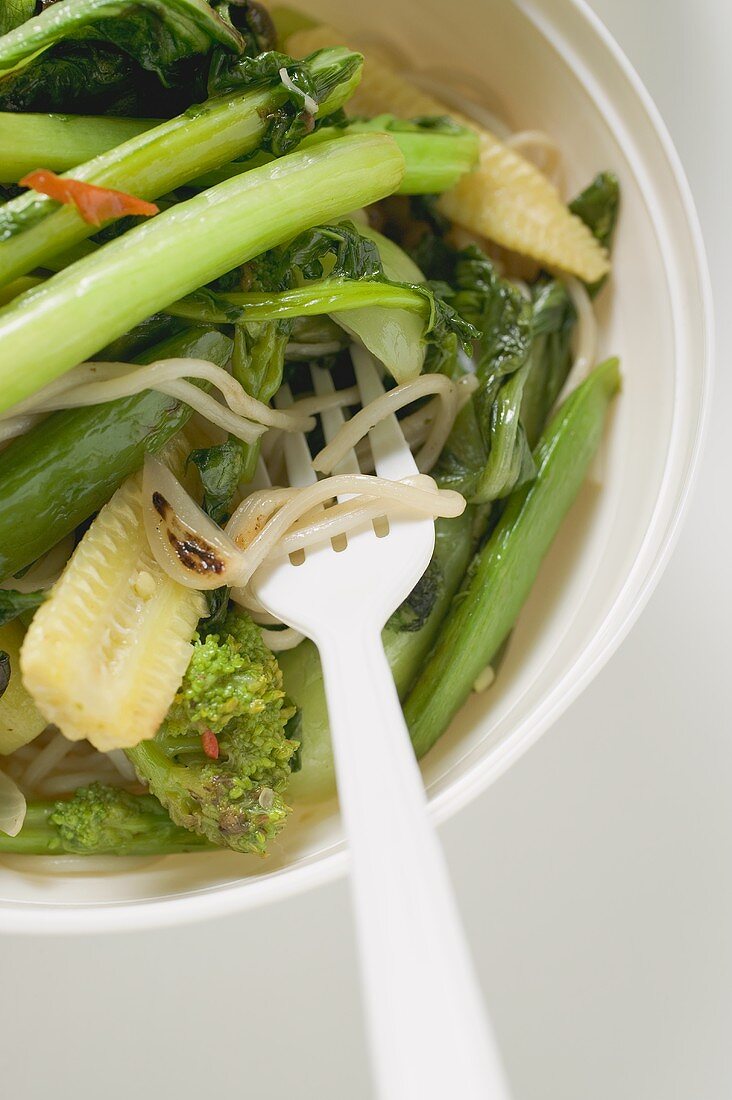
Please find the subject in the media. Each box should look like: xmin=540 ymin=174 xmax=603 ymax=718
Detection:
xmin=0 ymin=784 xmax=212 ymax=856
xmin=126 ymin=610 xmax=298 ymax=855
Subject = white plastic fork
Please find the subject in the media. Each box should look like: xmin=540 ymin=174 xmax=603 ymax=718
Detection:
xmin=252 ymin=347 xmax=510 ymax=1100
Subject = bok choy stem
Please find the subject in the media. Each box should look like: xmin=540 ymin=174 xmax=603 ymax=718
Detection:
xmin=0 ymin=112 xmax=156 ymax=183
xmin=0 ymin=133 xmax=406 ymax=414
xmin=0 ymin=46 xmax=363 ymax=286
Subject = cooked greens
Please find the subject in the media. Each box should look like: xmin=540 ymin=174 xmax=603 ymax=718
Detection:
xmin=0 ymin=1 xmax=621 ymax=859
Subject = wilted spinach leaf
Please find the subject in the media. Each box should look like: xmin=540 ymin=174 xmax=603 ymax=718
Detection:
xmin=188 ymin=439 xmax=245 ymax=526
xmin=569 ymin=171 xmax=620 ymax=296
xmin=0 ymin=0 xmax=36 ymax=36
xmin=387 ymin=560 xmax=443 ymax=633
xmin=0 ymin=589 xmax=45 ymax=628
xmin=0 ymin=0 xmax=245 ymax=115
xmin=209 ymin=48 xmax=362 ymax=155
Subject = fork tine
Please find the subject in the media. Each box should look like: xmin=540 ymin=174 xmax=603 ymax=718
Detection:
xmin=311 ymin=365 xmax=360 ymax=476
xmin=311 ymin=364 xmax=360 ymax=516
xmin=248 ymin=454 xmax=272 ymax=491
xmin=352 ymin=346 xmax=419 ymax=480
xmin=275 ymin=383 xmax=317 ymax=488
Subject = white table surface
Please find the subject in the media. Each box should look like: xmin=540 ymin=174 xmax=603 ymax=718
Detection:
xmin=1 ymin=2 xmax=729 ymax=1098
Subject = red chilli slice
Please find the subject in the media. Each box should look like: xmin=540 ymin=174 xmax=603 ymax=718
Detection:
xmin=19 ymin=169 xmax=159 ymax=228
xmin=201 ymin=729 xmax=220 ymax=760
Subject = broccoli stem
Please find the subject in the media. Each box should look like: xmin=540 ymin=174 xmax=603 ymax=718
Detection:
xmin=0 ymin=46 xmax=363 ymax=287
xmin=0 ymin=133 xmax=405 ymax=415
xmin=0 ymin=112 xmax=155 ymax=183
xmin=0 ymin=798 xmax=213 ymax=855
xmin=404 ymin=358 xmax=621 ymax=757
xmin=0 ymin=326 xmax=232 ymax=579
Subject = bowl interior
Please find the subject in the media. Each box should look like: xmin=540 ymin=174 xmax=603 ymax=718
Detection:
xmin=0 ymin=0 xmax=709 ymax=929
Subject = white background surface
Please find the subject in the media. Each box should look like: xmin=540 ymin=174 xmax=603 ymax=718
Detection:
xmin=0 ymin=2 xmax=729 ymax=1098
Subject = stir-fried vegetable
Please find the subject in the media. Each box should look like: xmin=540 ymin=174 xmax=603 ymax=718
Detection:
xmin=126 ymin=610 xmax=298 ymax=853
xmin=283 ymin=16 xmax=610 ymax=282
xmin=0 ymin=44 xmax=363 ymax=285
xmin=0 ymin=327 xmax=232 ymax=580
xmin=405 ymin=358 xmax=621 ymax=755
xmin=0 ymin=0 xmax=245 ymax=114
xmin=0 ymin=620 xmax=46 ymax=755
xmin=0 ymin=134 xmax=405 ymax=413
xmin=21 ymin=438 xmax=207 ymax=752
xmin=0 ymin=785 xmax=213 ymax=855
xmin=0 ymin=0 xmax=622 ymax=858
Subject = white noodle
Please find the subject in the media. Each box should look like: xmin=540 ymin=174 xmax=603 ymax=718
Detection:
xmin=554 ymin=277 xmax=598 ymax=407
xmin=1 ymin=535 xmax=75 ymax=593
xmin=288 ymin=386 xmax=359 ymax=419
xmin=38 ymin=771 xmax=122 ymax=796
xmin=142 ymin=454 xmax=464 ymax=592
xmin=258 ymin=626 xmax=306 ymax=651
xmin=312 ymin=373 xmax=476 ymax=476
xmin=506 ymin=130 xmax=564 ymax=194
xmin=279 ymin=66 xmax=318 ymax=117
xmin=0 ymin=414 xmax=43 ymax=444
xmin=22 ymin=731 xmax=75 ymax=790
xmin=0 ymin=359 xmax=317 ymax=451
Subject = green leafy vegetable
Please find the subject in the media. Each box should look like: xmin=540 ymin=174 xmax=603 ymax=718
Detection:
xmin=0 ymin=327 xmax=232 ymax=580
xmin=0 ymin=45 xmax=363 ymax=284
xmin=188 ymin=439 xmax=245 ymax=525
xmin=0 ymin=132 xmax=405 ymax=415
xmin=0 ymin=1 xmax=36 ymax=36
xmin=214 ymin=1 xmax=275 ymax=56
xmin=126 ymin=610 xmax=299 ymax=854
xmin=426 ymin=243 xmax=535 ymax=502
xmin=569 ymin=172 xmax=620 ymax=295
xmin=569 ymin=171 xmax=620 ymax=255
xmin=0 ymin=589 xmax=45 ymax=628
xmin=0 ymin=0 xmax=244 ymax=114
xmin=189 ymin=114 xmax=479 ymax=197
xmin=386 ymin=560 xmax=442 ymax=633
xmin=520 ymin=278 xmax=576 ymax=448
xmin=405 ymin=358 xmax=622 ymax=757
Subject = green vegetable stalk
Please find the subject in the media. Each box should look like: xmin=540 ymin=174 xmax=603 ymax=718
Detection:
xmin=0 ymin=112 xmax=155 ymax=183
xmin=0 ymin=786 xmax=213 ymax=855
xmin=191 ymin=115 xmax=480 ymax=196
xmin=167 ymin=279 xmax=439 ymax=324
xmin=0 ymin=326 xmax=232 ymax=580
xmin=10 ymin=111 xmax=478 ymax=196
xmin=0 ymin=132 xmax=405 ymax=415
xmin=405 ymin=357 xmax=621 ymax=757
xmin=0 ymin=45 xmax=363 ymax=285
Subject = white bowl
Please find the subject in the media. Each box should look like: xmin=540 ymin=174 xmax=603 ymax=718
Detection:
xmin=0 ymin=0 xmax=712 ymax=932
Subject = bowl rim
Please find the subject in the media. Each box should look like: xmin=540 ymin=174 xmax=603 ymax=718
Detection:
xmin=0 ymin=0 xmax=714 ymax=935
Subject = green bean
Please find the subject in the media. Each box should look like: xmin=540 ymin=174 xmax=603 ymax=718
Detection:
xmin=405 ymin=357 xmax=621 ymax=757
xmin=0 ymin=326 xmax=232 ymax=579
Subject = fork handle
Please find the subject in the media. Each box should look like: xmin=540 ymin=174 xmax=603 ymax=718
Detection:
xmin=316 ymin=625 xmax=511 ymax=1100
